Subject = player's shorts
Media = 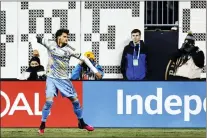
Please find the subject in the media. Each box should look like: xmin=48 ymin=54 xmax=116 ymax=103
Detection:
xmin=45 ymin=76 xmax=77 ymax=98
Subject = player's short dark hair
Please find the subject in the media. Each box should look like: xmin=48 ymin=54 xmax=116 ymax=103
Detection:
xmin=131 ymin=29 xmax=141 ymax=35
xmin=55 ymin=29 xmax=69 ymax=40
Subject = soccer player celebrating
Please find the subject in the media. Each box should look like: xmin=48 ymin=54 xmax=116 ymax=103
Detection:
xmin=36 ymin=29 xmax=102 ymax=134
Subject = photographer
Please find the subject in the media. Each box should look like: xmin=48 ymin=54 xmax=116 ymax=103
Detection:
xmin=71 ymin=51 xmax=104 ymax=80
xmin=19 ymin=56 xmax=46 ymax=80
xmin=165 ymin=31 xmax=205 ymax=80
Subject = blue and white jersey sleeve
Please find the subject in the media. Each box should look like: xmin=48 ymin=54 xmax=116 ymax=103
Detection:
xmin=39 ymin=38 xmax=54 ymax=49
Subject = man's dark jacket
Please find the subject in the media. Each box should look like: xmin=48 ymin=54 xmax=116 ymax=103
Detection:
xmin=121 ymin=40 xmax=148 ymax=80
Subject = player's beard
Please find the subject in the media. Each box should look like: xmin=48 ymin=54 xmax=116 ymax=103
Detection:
xmin=62 ymin=42 xmax=67 ymax=47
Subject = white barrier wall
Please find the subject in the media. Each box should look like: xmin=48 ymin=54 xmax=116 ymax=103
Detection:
xmin=0 ymin=1 xmax=144 ymax=79
xmin=179 ymin=1 xmax=206 ymax=77
xmin=1 ymin=2 xmax=18 ymax=78
xmin=81 ymin=1 xmax=145 ymax=78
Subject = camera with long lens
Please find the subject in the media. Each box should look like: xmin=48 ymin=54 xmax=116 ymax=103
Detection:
xmin=165 ymin=31 xmax=205 ymax=80
xmin=180 ymin=32 xmax=196 ymax=54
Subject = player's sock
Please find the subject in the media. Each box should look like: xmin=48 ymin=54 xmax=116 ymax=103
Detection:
xmin=78 ymin=118 xmax=86 ymax=126
xmin=41 ymin=100 xmax=53 ymax=123
xmin=40 ymin=122 xmax=45 ymax=129
xmin=38 ymin=122 xmax=45 ymax=134
xmin=72 ymin=100 xmax=94 ymax=131
xmin=72 ymin=100 xmax=83 ymax=119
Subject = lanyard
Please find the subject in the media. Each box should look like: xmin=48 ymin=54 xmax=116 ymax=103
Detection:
xmin=133 ymin=43 xmax=140 ymax=60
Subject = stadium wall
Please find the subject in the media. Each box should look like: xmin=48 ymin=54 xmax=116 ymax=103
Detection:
xmin=0 ymin=81 xmax=206 ymax=128
xmin=0 ymin=1 xmax=144 ymax=79
xmin=1 ymin=1 xmax=206 ymax=79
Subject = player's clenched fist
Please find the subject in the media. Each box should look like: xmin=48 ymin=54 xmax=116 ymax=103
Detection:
xmin=36 ymin=36 xmax=42 ymax=43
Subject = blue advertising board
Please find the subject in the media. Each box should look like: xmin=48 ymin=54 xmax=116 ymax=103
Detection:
xmin=83 ymin=82 xmax=206 ymax=127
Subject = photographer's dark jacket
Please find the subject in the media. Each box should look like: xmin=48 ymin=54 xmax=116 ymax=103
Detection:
xmin=19 ymin=66 xmax=46 ymax=80
xmin=121 ymin=40 xmax=148 ymax=80
xmin=166 ymin=46 xmax=205 ymax=80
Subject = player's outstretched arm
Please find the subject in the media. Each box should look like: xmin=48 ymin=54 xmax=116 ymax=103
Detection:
xmin=80 ymin=56 xmax=102 ymax=79
xmin=67 ymin=47 xmax=102 ymax=79
xmin=80 ymin=55 xmax=98 ymax=73
xmin=36 ymin=37 xmax=51 ymax=49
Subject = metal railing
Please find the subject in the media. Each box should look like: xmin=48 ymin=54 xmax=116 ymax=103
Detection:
xmin=145 ymin=1 xmax=179 ymax=27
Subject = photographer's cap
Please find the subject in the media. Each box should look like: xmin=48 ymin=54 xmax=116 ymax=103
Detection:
xmin=185 ymin=31 xmax=195 ymax=44
xmin=84 ymin=51 xmax=95 ymax=60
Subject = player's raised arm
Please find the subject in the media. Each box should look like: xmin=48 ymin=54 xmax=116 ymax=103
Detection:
xmin=36 ymin=37 xmax=52 ymax=49
xmin=67 ymin=48 xmax=98 ymax=74
xmin=81 ymin=55 xmax=98 ymax=72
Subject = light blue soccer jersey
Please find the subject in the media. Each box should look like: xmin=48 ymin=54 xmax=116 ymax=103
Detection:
xmin=38 ymin=38 xmax=99 ymax=98
xmin=40 ymin=38 xmax=72 ymax=79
